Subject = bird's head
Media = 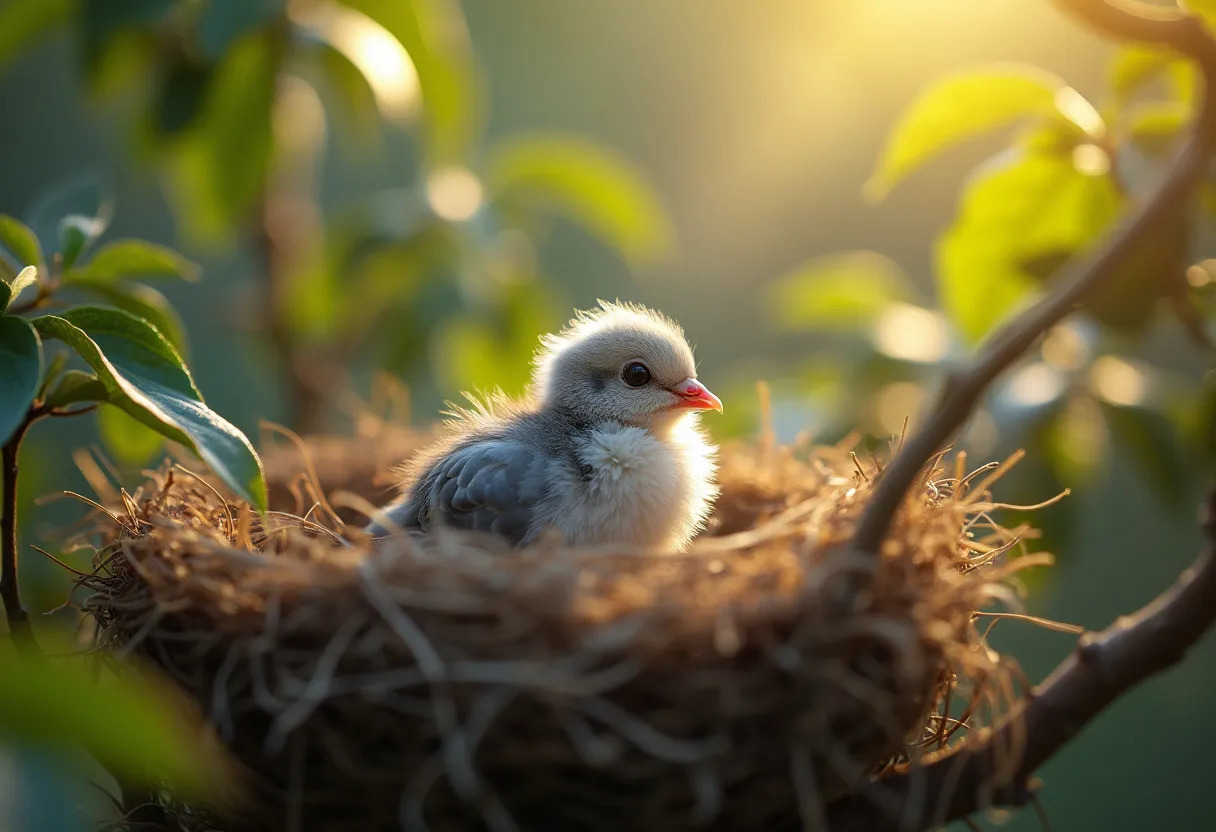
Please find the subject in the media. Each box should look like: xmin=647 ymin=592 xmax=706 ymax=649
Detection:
xmin=531 ymin=301 xmax=722 ymax=431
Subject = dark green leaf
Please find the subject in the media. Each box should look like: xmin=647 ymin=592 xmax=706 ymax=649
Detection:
xmin=25 ymin=171 xmax=113 ymax=259
xmin=67 ymin=275 xmax=188 ymax=353
xmin=57 ymin=213 xmax=107 ymax=270
xmin=98 ymin=402 xmax=164 ymax=465
xmin=71 ymin=239 xmax=201 ymax=282
xmin=0 ymin=316 xmax=43 ymax=446
xmin=1101 ymin=400 xmax=1188 ymax=503
xmin=767 ymin=251 xmax=913 ymax=331
xmin=200 ymin=0 xmax=284 ymax=60
xmin=487 ymin=134 xmax=672 ymax=265
xmin=0 ymin=647 xmax=219 ymax=796
xmin=2 ymin=265 xmax=39 ymax=312
xmin=0 ymin=0 xmax=75 ymax=75
xmin=0 ymin=215 xmax=44 ymax=268
xmin=153 ymin=59 xmax=212 ymax=136
xmin=339 ymin=0 xmax=480 ymax=166
xmin=32 ymin=307 xmax=266 ymax=509
xmin=43 ymin=369 xmax=107 ymax=409
xmin=81 ymin=0 xmax=174 ymax=67
xmin=866 ymin=64 xmax=1068 ymax=198
xmin=936 ymin=145 xmax=1120 ymax=342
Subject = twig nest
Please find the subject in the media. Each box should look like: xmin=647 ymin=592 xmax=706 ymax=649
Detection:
xmin=84 ymin=428 xmax=1033 ymax=832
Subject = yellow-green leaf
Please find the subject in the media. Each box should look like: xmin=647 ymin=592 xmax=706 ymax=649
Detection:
xmin=0 ymin=646 xmax=222 ymax=796
xmin=767 ymin=250 xmax=912 ymax=331
xmin=339 ymin=0 xmax=480 ymax=166
xmin=73 ymin=238 xmax=201 ymax=282
xmin=867 ymin=64 xmax=1067 ymax=199
xmin=487 ymin=133 xmax=673 ymax=265
xmin=1127 ymin=101 xmax=1191 ymax=155
xmin=936 ymin=146 xmax=1121 ymax=342
xmin=66 ymin=274 xmax=188 ymax=353
xmin=2 ymin=265 xmax=38 ymax=312
xmin=0 ymin=0 xmax=75 ymax=75
xmin=98 ymin=402 xmax=165 ymax=464
xmin=1182 ymin=1 xmax=1216 ymax=29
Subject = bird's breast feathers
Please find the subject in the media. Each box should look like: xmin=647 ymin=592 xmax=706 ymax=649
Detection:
xmin=543 ymin=421 xmax=718 ymax=551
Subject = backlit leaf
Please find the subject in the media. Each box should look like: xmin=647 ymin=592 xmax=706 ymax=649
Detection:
xmin=57 ymin=214 xmax=107 ymax=270
xmin=43 ymin=369 xmax=107 ymax=409
xmin=0 ymin=215 xmax=43 ymax=268
xmin=487 ymin=134 xmax=672 ymax=265
xmin=1182 ymin=1 xmax=1216 ymax=29
xmin=768 ymin=251 xmax=913 ymax=331
xmin=0 ymin=316 xmax=42 ymax=446
xmin=936 ymin=145 xmax=1120 ymax=342
xmin=867 ymin=64 xmax=1067 ymax=199
xmin=31 ymin=307 xmax=266 ymax=509
xmin=1127 ymin=101 xmax=1190 ymax=155
xmin=71 ymin=239 xmax=201 ymax=282
xmin=98 ymin=403 xmax=164 ymax=465
xmin=339 ymin=0 xmax=480 ymax=166
xmin=2 ymin=265 xmax=39 ymax=312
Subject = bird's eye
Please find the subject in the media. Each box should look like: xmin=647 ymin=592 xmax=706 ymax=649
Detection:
xmin=621 ymin=361 xmax=651 ymax=387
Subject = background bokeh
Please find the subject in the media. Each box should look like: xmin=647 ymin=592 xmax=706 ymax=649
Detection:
xmin=1 ymin=0 xmax=1214 ymax=829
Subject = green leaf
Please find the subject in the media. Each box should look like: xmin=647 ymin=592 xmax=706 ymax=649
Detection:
xmin=0 ymin=215 xmax=44 ymax=268
xmin=0 ymin=647 xmax=219 ymax=796
xmin=71 ymin=239 xmax=201 ymax=282
xmin=339 ymin=0 xmax=480 ymax=166
xmin=487 ymin=134 xmax=673 ymax=265
xmin=767 ymin=251 xmax=912 ymax=331
xmin=0 ymin=316 xmax=43 ymax=446
xmin=66 ymin=275 xmax=188 ymax=353
xmin=57 ymin=213 xmax=107 ymax=270
xmin=43 ymin=369 xmax=107 ymax=409
xmin=1127 ymin=101 xmax=1190 ymax=155
xmin=936 ymin=145 xmax=1121 ymax=342
xmin=311 ymin=39 xmax=384 ymax=145
xmin=164 ymin=33 xmax=277 ymax=243
xmin=1101 ymin=401 xmax=1187 ymax=503
xmin=867 ymin=64 xmax=1068 ymax=199
xmin=31 ymin=307 xmax=267 ymax=509
xmin=152 ymin=58 xmax=212 ymax=137
xmin=98 ymin=403 xmax=164 ymax=465
xmin=2 ymin=265 xmax=39 ymax=312
xmin=0 ymin=0 xmax=75 ymax=76
xmin=80 ymin=0 xmax=174 ymax=68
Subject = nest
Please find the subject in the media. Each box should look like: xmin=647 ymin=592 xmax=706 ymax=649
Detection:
xmin=81 ymin=425 xmax=1046 ymax=832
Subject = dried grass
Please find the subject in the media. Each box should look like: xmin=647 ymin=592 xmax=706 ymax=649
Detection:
xmin=79 ymin=425 xmax=1049 ymax=832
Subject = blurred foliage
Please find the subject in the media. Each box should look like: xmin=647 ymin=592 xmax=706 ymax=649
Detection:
xmin=765 ymin=37 xmax=1215 ymax=550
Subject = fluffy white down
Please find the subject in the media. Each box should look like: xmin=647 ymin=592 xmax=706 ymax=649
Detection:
xmin=539 ymin=419 xmax=718 ymax=551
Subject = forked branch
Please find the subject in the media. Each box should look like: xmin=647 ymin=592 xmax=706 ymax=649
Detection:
xmin=830 ymin=1 xmax=1216 ymax=828
xmin=852 ymin=0 xmax=1216 ymax=555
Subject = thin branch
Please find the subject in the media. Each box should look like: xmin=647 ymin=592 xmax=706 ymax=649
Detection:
xmin=827 ymin=487 xmax=1216 ymax=830
xmin=1 ymin=411 xmax=41 ymax=654
xmin=852 ymin=0 xmax=1216 ymax=555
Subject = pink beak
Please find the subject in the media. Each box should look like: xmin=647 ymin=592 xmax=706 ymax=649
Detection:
xmin=668 ymin=377 xmax=723 ymax=412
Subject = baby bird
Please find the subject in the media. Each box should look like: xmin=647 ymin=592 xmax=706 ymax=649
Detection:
xmin=366 ymin=301 xmax=721 ymax=551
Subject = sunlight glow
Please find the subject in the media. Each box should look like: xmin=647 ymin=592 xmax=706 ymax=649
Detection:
xmin=293 ymin=4 xmax=420 ymax=121
xmin=870 ymin=304 xmax=950 ymax=363
xmin=1055 ymin=87 xmax=1105 ymax=137
xmin=1090 ymin=356 xmax=1150 ymax=406
xmin=1003 ymin=362 xmax=1066 ymax=408
xmin=1040 ymin=323 xmax=1089 ymax=372
xmin=274 ymin=76 xmax=327 ymax=159
xmin=426 ymin=166 xmax=484 ymax=222
xmin=1071 ymin=143 xmax=1111 ymax=176
xmin=1187 ymin=261 xmax=1214 ymax=288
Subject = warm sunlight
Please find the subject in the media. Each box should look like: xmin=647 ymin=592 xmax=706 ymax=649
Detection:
xmin=1090 ymin=355 xmax=1151 ymax=406
xmin=871 ymin=303 xmax=951 ymax=363
xmin=293 ymin=3 xmax=420 ymax=121
xmin=426 ymin=166 xmax=484 ymax=221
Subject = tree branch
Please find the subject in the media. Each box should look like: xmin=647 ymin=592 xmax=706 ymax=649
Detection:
xmin=827 ymin=487 xmax=1216 ymax=831
xmin=852 ymin=0 xmax=1216 ymax=555
xmin=1 ymin=411 xmax=41 ymax=655
xmin=822 ymin=2 xmax=1216 ymax=828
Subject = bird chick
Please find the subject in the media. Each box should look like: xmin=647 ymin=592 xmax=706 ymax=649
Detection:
xmin=366 ymin=301 xmax=721 ymax=551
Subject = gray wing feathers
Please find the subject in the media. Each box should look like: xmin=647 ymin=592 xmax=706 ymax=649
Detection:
xmin=369 ymin=440 xmax=544 ymax=544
